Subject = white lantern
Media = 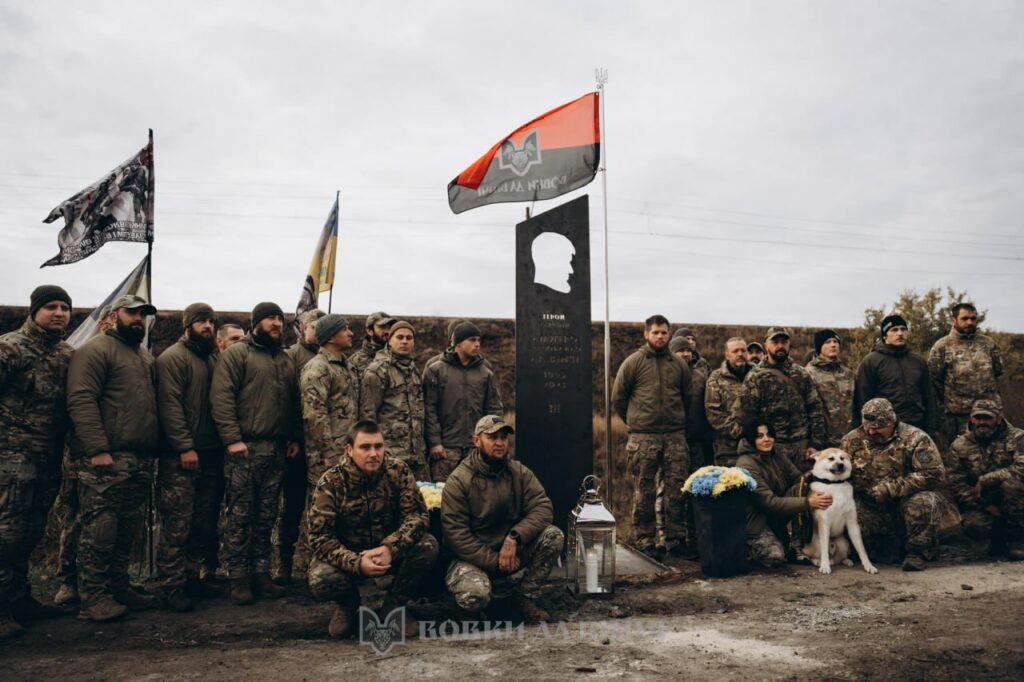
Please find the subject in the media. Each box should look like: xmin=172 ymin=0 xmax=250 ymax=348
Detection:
xmin=567 ymin=475 xmax=616 ymax=596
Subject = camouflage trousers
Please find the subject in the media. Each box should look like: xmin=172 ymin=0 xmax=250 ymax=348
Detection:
xmin=961 ymin=476 xmax=1024 ymax=542
xmin=56 ymin=464 xmax=80 ymax=587
xmin=627 ymin=432 xmax=689 ymax=550
xmin=0 ymin=455 xmax=59 ymax=606
xmin=446 ymin=524 xmax=564 ymax=611
xmin=775 ymin=439 xmax=811 ymax=475
xmin=275 ymin=448 xmax=307 ymax=566
xmin=76 ymin=452 xmax=152 ymax=604
xmin=389 ymin=451 xmax=426 ymax=483
xmin=940 ymin=413 xmax=970 ymax=453
xmin=430 ymin=446 xmax=471 ymax=483
xmin=855 ymin=491 xmax=957 ymax=556
xmin=155 ymin=449 xmax=223 ymax=589
xmin=219 ymin=441 xmax=285 ymax=579
xmin=307 ymin=534 xmax=439 ymax=603
xmin=747 ymin=528 xmax=787 ymax=568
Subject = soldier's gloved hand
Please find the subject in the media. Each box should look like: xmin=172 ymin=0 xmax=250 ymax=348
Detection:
xmin=226 ymin=441 xmax=248 ymax=458
xmin=430 ymin=445 xmax=446 ymax=460
xmin=89 ymin=452 xmax=114 ymax=469
xmin=180 ymin=450 xmax=199 ymax=471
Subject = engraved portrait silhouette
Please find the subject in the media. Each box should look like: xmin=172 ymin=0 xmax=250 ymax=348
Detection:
xmin=531 ymin=232 xmax=575 ymax=294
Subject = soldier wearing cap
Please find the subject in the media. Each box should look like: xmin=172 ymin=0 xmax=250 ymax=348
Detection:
xmin=704 ymin=337 xmax=752 ymax=466
xmin=853 ymin=314 xmax=939 ymax=435
xmin=276 ymin=308 xmax=326 ymax=584
xmin=734 ymin=327 xmax=828 ymax=474
xmin=841 ymin=398 xmax=958 ymax=571
xmin=359 ymin=320 xmax=427 ymax=479
xmin=746 ymin=342 xmax=766 ymax=366
xmin=154 ymin=303 xmax=223 ymax=611
xmin=296 ymin=314 xmax=360 ymax=573
xmin=350 ymin=311 xmax=395 ymax=375
xmin=441 ymin=415 xmax=563 ymax=624
xmin=307 ymin=420 xmax=437 ymax=639
xmin=66 ymin=293 xmax=160 ymax=621
xmin=947 ymin=399 xmax=1024 ymax=560
xmin=928 ymin=302 xmax=1004 ymax=448
xmin=805 ymin=329 xmax=855 ymax=447
xmin=0 ymin=286 xmax=74 ymax=637
xmin=211 ymin=302 xmax=301 ymax=605
xmin=422 ymin=320 xmax=503 ymax=482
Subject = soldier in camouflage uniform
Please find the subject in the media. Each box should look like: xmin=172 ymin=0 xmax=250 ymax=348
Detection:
xmin=210 ymin=302 xmax=300 ymax=605
xmin=68 ymin=294 xmax=161 ymax=621
xmin=441 ymin=416 xmax=563 ymax=624
xmin=155 ymin=303 xmax=223 ymax=612
xmin=841 ymin=398 xmax=959 ymax=571
xmin=734 ymin=327 xmax=828 ymax=474
xmin=805 ymin=329 xmax=855 ymax=447
xmin=307 ymin=420 xmax=437 ymax=639
xmin=297 ymin=315 xmax=359 ymax=573
xmin=947 ymin=399 xmax=1024 ymax=560
xmin=746 ymin=341 xmax=765 ymax=366
xmin=704 ymin=337 xmax=751 ymax=466
xmin=0 ymin=286 xmax=74 ymax=637
xmin=275 ymin=308 xmax=325 ymax=584
xmin=360 ymin=321 xmax=427 ymax=480
xmin=928 ymin=303 xmax=1004 ymax=448
xmin=349 ymin=311 xmax=394 ymax=375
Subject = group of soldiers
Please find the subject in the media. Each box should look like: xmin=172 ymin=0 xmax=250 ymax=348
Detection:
xmin=0 ymin=287 xmax=561 ymax=640
xmin=614 ymin=306 xmax=1021 ymax=572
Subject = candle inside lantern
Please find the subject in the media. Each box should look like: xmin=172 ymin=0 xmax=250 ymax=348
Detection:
xmin=584 ymin=546 xmax=599 ymax=593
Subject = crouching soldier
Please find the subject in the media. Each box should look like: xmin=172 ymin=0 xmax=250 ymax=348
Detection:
xmin=947 ymin=399 xmax=1024 ymax=560
xmin=306 ymin=421 xmax=438 ymax=639
xmin=841 ymin=398 xmax=960 ymax=571
xmin=441 ymin=415 xmax=563 ymax=624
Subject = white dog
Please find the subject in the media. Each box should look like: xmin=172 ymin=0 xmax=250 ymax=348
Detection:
xmin=802 ymin=448 xmax=878 ymax=575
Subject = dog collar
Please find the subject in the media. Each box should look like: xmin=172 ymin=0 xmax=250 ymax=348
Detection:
xmin=808 ymin=475 xmax=846 ymax=486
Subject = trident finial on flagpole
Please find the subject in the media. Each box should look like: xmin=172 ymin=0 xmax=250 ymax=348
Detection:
xmin=595 ymin=68 xmax=608 ymax=87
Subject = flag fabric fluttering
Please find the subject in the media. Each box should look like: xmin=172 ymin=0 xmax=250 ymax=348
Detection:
xmin=67 ymin=254 xmax=152 ymax=349
xmin=295 ymin=193 xmax=339 ymax=321
xmin=42 ymin=136 xmax=154 ymax=267
xmin=447 ymin=92 xmax=600 ymax=214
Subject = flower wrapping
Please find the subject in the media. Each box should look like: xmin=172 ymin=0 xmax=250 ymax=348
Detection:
xmin=682 ymin=466 xmax=756 ymax=498
xmin=417 ymin=481 xmax=445 ymax=510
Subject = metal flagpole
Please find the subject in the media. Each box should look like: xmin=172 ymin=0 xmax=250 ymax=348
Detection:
xmin=145 ymin=128 xmax=156 ymax=576
xmin=328 ymin=190 xmax=339 ymax=313
xmin=595 ymin=68 xmax=613 ymax=504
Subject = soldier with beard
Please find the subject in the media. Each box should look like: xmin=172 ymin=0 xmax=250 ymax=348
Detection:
xmin=211 ymin=302 xmax=301 ymax=605
xmin=672 ymin=327 xmax=710 ymax=377
xmin=806 ymin=329 xmax=855 ymax=447
xmin=350 ymin=311 xmax=394 ymax=375
xmin=155 ymin=303 xmax=223 ymax=612
xmin=704 ymin=337 xmax=752 ymax=465
xmin=360 ymin=321 xmax=427 ymax=480
xmin=0 ymin=286 xmax=74 ymax=638
xmin=735 ymin=327 xmax=828 ymax=474
xmin=928 ymin=303 xmax=1004 ymax=447
xmin=746 ymin=342 xmax=766 ymax=367
xmin=67 ymin=294 xmax=160 ymax=621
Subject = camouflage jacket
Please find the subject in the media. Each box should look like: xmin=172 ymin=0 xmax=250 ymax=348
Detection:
xmin=947 ymin=421 xmax=1024 ymax=511
xmin=156 ymin=336 xmax=220 ymax=454
xmin=67 ymin=329 xmax=158 ymax=458
xmin=612 ymin=344 xmax=697 ymax=434
xmin=307 ymin=454 xmax=428 ymax=574
xmin=301 ymin=349 xmax=360 ymax=483
xmin=360 ymin=349 xmax=425 ymax=463
xmin=0 ymin=317 xmax=74 ymax=472
xmin=704 ymin=361 xmax=749 ymax=455
xmin=349 ymin=338 xmax=385 ymax=376
xmin=927 ymin=330 xmax=1003 ymax=416
xmin=735 ymin=356 xmax=828 ymax=447
xmin=422 ymin=349 xmax=503 ymax=449
xmin=805 ymin=356 xmax=855 ymax=447
xmin=840 ymin=421 xmax=945 ymax=502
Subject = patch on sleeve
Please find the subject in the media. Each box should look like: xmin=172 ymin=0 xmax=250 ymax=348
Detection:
xmin=917 ymin=451 xmax=933 ymax=464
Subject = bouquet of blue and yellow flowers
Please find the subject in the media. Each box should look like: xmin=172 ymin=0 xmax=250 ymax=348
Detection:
xmin=417 ymin=481 xmax=445 ymax=511
xmin=682 ymin=466 xmax=757 ymax=498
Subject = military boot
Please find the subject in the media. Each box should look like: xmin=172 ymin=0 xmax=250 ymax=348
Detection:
xmin=252 ymin=573 xmax=286 ymax=599
xmin=1007 ymin=543 xmax=1024 ymax=562
xmin=380 ymin=594 xmax=418 ymax=638
xmin=901 ymin=552 xmax=927 ymax=572
xmin=515 ymin=594 xmax=550 ymax=624
xmin=0 ymin=608 xmax=25 ymax=639
xmin=162 ymin=588 xmax=194 ymax=613
xmin=113 ymin=587 xmax=159 ymax=611
xmin=230 ymin=578 xmax=255 ymax=606
xmin=185 ymin=576 xmax=223 ymax=600
xmin=53 ymin=583 xmax=79 ymax=606
xmin=10 ymin=594 xmax=64 ymax=621
xmin=273 ymin=555 xmax=293 ymax=586
xmin=78 ymin=597 xmax=129 ymax=622
xmin=328 ymin=602 xmax=356 ymax=639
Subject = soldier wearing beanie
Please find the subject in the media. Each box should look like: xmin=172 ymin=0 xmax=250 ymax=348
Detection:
xmin=0 ymin=286 xmax=74 ymax=636
xmin=806 ymin=329 xmax=855 ymax=446
xmin=155 ymin=303 xmax=223 ymax=611
xmin=423 ymin=320 xmax=503 ymax=481
xmin=211 ymin=302 xmax=300 ymax=605
xmin=853 ymin=314 xmax=938 ymax=434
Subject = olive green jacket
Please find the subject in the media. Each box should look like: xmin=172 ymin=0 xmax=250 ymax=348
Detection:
xmin=156 ymin=336 xmax=220 ymax=454
xmin=612 ymin=344 xmax=697 ymax=435
xmin=735 ymin=439 xmax=808 ymax=535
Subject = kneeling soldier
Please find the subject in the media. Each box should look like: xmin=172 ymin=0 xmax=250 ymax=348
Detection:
xmin=441 ymin=415 xmax=564 ymax=623
xmin=307 ymin=421 xmax=438 ymax=639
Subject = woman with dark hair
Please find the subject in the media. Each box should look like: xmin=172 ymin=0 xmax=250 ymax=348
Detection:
xmin=736 ymin=420 xmax=832 ymax=566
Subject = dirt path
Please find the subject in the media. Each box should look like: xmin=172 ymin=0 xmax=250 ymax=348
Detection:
xmin=5 ymin=558 xmax=1023 ymax=681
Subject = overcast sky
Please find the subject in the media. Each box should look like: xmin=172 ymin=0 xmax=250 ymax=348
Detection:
xmin=2 ymin=1 xmax=1022 ymax=331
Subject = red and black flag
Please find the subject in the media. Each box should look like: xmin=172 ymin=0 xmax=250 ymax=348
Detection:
xmin=447 ymin=92 xmax=600 ymax=214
